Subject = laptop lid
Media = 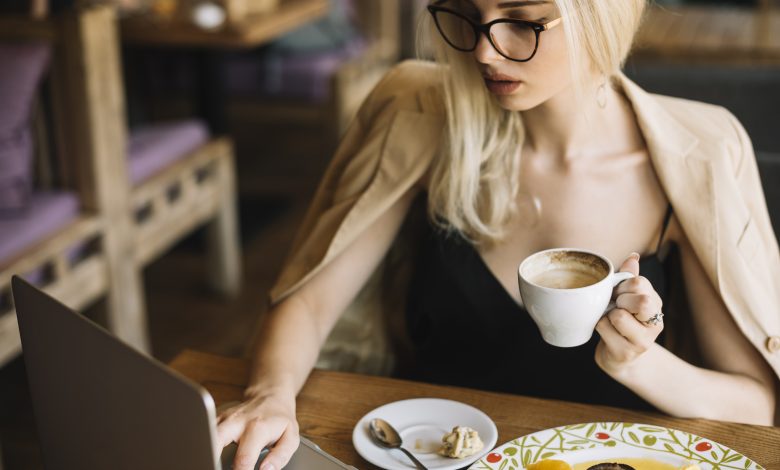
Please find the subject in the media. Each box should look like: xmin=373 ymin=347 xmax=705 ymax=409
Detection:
xmin=12 ymin=276 xmax=221 ymax=470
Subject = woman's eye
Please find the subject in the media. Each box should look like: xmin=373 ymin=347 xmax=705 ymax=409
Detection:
xmin=507 ymin=22 xmax=533 ymax=34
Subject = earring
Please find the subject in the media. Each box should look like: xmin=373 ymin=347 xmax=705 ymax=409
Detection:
xmin=596 ymin=75 xmax=608 ymax=109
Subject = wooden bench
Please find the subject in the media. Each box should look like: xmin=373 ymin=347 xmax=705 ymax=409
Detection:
xmin=0 ymin=5 xmax=241 ymax=364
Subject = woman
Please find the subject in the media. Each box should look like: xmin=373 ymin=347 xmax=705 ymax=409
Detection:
xmin=217 ymin=1 xmax=780 ymax=469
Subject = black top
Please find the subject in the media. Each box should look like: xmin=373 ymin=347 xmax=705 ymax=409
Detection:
xmin=403 ymin=206 xmax=674 ymax=411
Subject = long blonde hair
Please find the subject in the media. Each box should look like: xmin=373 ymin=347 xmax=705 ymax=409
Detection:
xmin=420 ymin=0 xmax=648 ymax=244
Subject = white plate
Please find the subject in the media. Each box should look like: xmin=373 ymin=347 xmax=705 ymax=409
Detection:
xmin=467 ymin=422 xmax=763 ymax=469
xmin=352 ymin=398 xmax=498 ymax=470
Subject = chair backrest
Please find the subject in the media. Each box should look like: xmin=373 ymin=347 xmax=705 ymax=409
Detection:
xmin=0 ymin=7 xmax=132 ymax=210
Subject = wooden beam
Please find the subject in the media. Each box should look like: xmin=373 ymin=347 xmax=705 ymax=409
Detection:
xmin=0 ymin=255 xmax=109 ymax=367
xmin=0 ymin=216 xmax=102 ymax=287
xmin=59 ymin=5 xmax=150 ymax=353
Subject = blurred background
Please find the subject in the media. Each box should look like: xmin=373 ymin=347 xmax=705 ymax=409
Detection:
xmin=0 ymin=0 xmax=778 ymax=467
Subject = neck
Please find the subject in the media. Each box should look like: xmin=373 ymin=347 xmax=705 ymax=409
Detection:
xmin=520 ymin=76 xmax=631 ymax=164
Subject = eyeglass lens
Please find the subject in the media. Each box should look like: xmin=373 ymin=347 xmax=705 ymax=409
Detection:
xmin=434 ymin=9 xmax=538 ymax=61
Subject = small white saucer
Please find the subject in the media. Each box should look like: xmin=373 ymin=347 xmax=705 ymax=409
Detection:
xmin=352 ymin=398 xmax=498 ymax=470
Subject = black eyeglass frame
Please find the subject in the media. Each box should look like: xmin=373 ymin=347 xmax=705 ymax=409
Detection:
xmin=427 ymin=1 xmax=563 ymax=62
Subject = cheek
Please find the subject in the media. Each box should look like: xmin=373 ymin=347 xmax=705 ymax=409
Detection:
xmin=495 ymin=33 xmax=572 ymax=110
xmin=527 ymin=32 xmax=572 ymax=89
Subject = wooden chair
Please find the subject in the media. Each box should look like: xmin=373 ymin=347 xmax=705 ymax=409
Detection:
xmin=128 ymin=128 xmax=241 ymax=297
xmin=330 ymin=0 xmax=401 ymax=133
xmin=0 ymin=5 xmax=241 ymax=365
xmin=0 ymin=9 xmax=135 ymax=364
xmin=225 ymin=0 xmax=401 ymax=186
xmin=66 ymin=4 xmax=242 ymax=321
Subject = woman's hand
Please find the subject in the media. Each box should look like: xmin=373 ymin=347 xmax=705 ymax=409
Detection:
xmin=216 ymin=387 xmax=300 ymax=470
xmin=594 ymin=253 xmax=664 ymax=376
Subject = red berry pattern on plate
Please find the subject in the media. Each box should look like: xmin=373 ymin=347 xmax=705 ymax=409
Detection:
xmin=474 ymin=423 xmax=758 ymax=470
xmin=695 ymin=441 xmax=712 ymax=452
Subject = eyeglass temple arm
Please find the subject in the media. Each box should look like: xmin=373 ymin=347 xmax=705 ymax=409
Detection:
xmin=542 ymin=17 xmax=562 ymax=31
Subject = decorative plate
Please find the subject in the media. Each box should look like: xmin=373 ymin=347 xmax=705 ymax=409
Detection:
xmin=467 ymin=422 xmax=762 ymax=470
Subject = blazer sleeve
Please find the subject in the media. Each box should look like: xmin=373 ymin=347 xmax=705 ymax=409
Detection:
xmin=727 ymin=112 xmax=780 ymax=270
xmin=268 ymin=61 xmax=443 ymax=304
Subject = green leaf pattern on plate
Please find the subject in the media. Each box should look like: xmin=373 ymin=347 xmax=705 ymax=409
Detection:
xmin=470 ymin=422 xmax=764 ymax=470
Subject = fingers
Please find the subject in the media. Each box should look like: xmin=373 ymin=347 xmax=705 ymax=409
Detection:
xmin=605 ymin=308 xmax=662 ymax=350
xmin=618 ymin=252 xmax=640 ymax=276
xmin=614 ymin=275 xmax=652 ymax=296
xmin=595 ymin=315 xmax=632 ymax=351
xmin=217 ymin=414 xmax=245 ymax=449
xmin=595 ymin=313 xmax=645 ymax=367
xmin=259 ymin=424 xmax=300 ymax=470
xmin=233 ymin=419 xmax=277 ymax=470
xmin=615 ymin=292 xmax=661 ymax=323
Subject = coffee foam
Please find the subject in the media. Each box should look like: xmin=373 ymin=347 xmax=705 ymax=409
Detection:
xmin=522 ymin=250 xmax=609 ymax=290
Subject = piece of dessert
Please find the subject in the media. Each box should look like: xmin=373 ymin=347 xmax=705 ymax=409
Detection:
xmin=438 ymin=426 xmax=484 ymax=458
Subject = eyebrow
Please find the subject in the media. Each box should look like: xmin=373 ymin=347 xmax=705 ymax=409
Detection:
xmin=497 ymin=1 xmax=550 ymax=7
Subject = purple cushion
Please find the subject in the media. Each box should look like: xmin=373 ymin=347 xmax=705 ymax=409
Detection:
xmin=0 ymin=191 xmax=80 ymax=266
xmin=127 ymin=119 xmax=209 ymax=185
xmin=225 ymin=37 xmax=366 ymax=103
xmin=0 ymin=43 xmax=51 ymax=212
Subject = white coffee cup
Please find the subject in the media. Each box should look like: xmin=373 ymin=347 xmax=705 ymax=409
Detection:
xmin=517 ymin=248 xmax=634 ymax=348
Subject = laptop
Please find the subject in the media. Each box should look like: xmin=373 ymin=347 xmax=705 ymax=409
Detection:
xmin=12 ymin=276 xmax=355 ymax=470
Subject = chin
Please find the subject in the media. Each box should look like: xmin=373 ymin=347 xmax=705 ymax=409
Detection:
xmin=492 ymin=93 xmax=545 ymax=112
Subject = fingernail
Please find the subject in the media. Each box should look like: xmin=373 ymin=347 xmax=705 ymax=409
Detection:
xmin=630 ymin=252 xmax=640 ymax=261
xmin=259 ymin=463 xmax=275 ymax=470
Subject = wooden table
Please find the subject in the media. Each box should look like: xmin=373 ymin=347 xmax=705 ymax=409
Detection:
xmin=120 ymin=0 xmax=329 ymax=49
xmin=633 ymin=5 xmax=780 ymax=65
xmin=170 ymin=350 xmax=780 ymax=469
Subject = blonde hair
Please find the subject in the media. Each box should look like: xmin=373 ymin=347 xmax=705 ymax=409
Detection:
xmin=419 ymin=0 xmax=648 ymax=244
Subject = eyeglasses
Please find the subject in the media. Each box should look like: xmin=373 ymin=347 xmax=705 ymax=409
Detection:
xmin=427 ymin=0 xmax=562 ymax=62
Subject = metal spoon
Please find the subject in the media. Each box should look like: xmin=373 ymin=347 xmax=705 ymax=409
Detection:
xmin=368 ymin=418 xmax=429 ymax=470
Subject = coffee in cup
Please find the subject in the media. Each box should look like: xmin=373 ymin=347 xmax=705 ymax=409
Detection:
xmin=517 ymin=248 xmax=634 ymax=347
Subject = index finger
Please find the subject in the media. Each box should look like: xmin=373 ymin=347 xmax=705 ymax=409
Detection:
xmin=259 ymin=425 xmax=300 ymax=470
xmin=233 ymin=421 xmax=277 ymax=470
xmin=217 ymin=417 xmax=244 ymax=449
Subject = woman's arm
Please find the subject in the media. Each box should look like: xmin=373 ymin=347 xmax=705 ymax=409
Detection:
xmin=217 ymin=186 xmax=419 ymax=470
xmin=597 ymin=222 xmax=776 ymax=425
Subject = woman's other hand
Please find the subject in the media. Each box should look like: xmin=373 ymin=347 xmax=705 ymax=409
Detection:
xmin=216 ymin=388 xmax=300 ymax=470
xmin=595 ymin=253 xmax=664 ymax=375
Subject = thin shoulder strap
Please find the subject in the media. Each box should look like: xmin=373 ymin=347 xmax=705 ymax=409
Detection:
xmin=656 ymin=204 xmax=674 ymax=253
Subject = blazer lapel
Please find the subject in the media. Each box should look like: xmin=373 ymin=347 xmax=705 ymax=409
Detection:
xmin=618 ymin=74 xmax=720 ymax=287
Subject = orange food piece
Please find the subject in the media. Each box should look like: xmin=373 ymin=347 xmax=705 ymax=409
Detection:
xmin=526 ymin=459 xmax=573 ymax=470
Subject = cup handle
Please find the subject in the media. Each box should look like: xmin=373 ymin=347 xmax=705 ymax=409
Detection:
xmin=605 ymin=271 xmax=635 ymax=312
xmin=611 ymin=271 xmax=635 ymax=287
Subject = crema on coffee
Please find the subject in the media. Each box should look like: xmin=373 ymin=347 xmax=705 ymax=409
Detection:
xmin=522 ymin=250 xmax=609 ymax=290
xmin=529 ymin=268 xmax=603 ymax=289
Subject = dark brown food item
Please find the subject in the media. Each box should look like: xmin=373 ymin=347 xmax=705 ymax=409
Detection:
xmin=586 ymin=464 xmax=636 ymax=470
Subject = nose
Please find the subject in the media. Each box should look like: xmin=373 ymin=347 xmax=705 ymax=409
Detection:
xmin=473 ymin=31 xmax=503 ymax=64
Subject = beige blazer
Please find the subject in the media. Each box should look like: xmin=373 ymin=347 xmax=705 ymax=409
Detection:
xmin=269 ymin=60 xmax=780 ymax=380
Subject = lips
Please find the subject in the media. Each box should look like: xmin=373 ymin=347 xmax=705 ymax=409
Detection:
xmin=483 ymin=75 xmax=522 ymax=95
